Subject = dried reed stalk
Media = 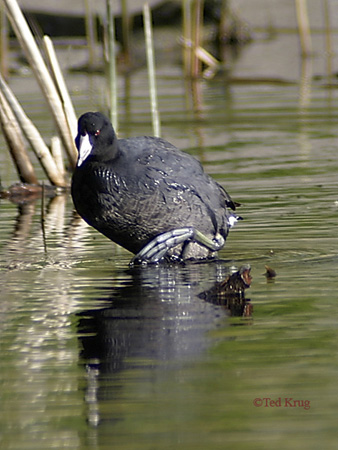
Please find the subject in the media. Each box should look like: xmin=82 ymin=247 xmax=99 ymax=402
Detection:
xmin=51 ymin=136 xmax=65 ymax=179
xmin=323 ymin=0 xmax=333 ymax=78
xmin=0 ymin=7 xmax=9 ymax=79
xmin=43 ymin=36 xmax=78 ymax=139
xmin=0 ymin=90 xmax=38 ymax=184
xmin=0 ymin=73 xmax=65 ymax=186
xmin=191 ymin=0 xmax=204 ymax=78
xmin=182 ymin=0 xmax=215 ymax=79
xmin=182 ymin=0 xmax=193 ymax=76
xmin=106 ymin=0 xmax=118 ymax=130
xmin=295 ymin=0 xmax=312 ymax=57
xmin=143 ymin=3 xmax=161 ymax=137
xmin=3 ymin=0 xmax=77 ymax=167
xmin=84 ymin=0 xmax=99 ymax=68
xmin=120 ymin=0 xmax=131 ymax=64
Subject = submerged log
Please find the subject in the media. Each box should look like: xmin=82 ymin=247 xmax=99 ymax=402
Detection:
xmin=198 ymin=265 xmax=252 ymax=317
xmin=0 ymin=182 xmax=63 ymax=204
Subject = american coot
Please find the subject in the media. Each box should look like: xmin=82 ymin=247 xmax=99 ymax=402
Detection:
xmin=71 ymin=112 xmax=241 ymax=264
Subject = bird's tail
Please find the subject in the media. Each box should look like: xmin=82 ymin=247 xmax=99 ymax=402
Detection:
xmin=228 ymin=213 xmax=243 ymax=228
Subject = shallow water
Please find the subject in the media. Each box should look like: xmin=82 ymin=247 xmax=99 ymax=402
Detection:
xmin=1 ymin=33 xmax=338 ymax=450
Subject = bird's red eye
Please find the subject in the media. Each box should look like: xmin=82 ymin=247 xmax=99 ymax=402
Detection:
xmin=95 ymin=129 xmax=101 ymax=136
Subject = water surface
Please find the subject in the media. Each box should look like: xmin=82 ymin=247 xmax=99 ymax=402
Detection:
xmin=1 ymin=36 xmax=338 ymax=449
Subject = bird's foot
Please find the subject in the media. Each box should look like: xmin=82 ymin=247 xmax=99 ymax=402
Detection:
xmin=130 ymin=227 xmax=225 ymax=265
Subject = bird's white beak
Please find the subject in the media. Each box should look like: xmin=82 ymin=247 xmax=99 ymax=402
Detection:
xmin=77 ymin=133 xmax=92 ymax=166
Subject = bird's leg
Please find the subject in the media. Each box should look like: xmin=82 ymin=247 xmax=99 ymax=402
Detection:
xmin=130 ymin=227 xmax=225 ymax=265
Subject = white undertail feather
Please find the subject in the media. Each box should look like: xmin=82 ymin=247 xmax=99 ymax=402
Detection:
xmin=228 ymin=215 xmax=238 ymax=228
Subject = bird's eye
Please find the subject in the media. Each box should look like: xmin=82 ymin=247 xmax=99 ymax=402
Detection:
xmin=95 ymin=129 xmax=101 ymax=136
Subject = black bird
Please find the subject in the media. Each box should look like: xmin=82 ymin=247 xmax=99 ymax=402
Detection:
xmin=71 ymin=112 xmax=240 ymax=264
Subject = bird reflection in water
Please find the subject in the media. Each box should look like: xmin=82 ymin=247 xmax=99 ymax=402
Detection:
xmin=77 ymin=262 xmax=252 ymax=427
xmin=1 ymin=193 xmax=252 ymax=429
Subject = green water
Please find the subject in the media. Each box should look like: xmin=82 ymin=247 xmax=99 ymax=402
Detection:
xmin=1 ymin=41 xmax=338 ymax=449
